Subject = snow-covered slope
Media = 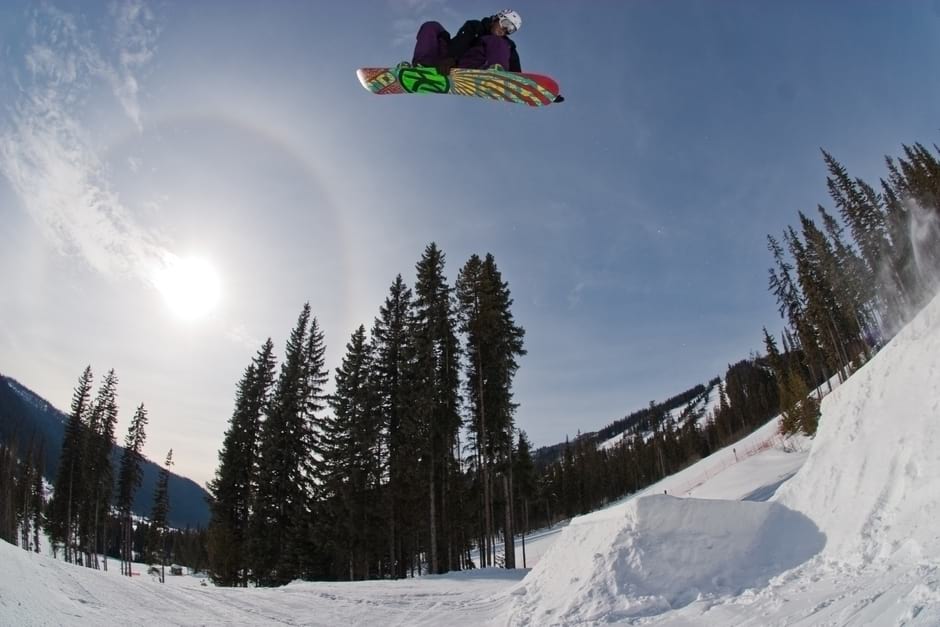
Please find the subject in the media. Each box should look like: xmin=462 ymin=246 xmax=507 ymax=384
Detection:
xmin=3 ymin=293 xmax=940 ymax=625
xmin=774 ymin=294 xmax=940 ymax=566
xmin=512 ymin=292 xmax=940 ymax=624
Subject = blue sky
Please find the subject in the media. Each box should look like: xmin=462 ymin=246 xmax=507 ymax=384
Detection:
xmin=1 ymin=0 xmax=939 ymax=486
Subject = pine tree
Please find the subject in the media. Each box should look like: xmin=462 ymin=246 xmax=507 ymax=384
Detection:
xmin=894 ymin=144 xmax=940 ymax=298
xmin=323 ymin=325 xmax=383 ymax=579
xmin=81 ymin=369 xmax=119 ymax=569
xmin=371 ymin=275 xmax=416 ymax=579
xmin=250 ymin=304 xmax=327 ymax=585
xmin=456 ymin=254 xmax=495 ymax=566
xmin=778 ymin=370 xmax=820 ymax=437
xmin=818 ymin=205 xmax=878 ymax=346
xmin=50 ymin=366 xmax=94 ymax=563
xmin=207 ymin=339 xmax=276 ymax=586
xmin=410 ymin=243 xmax=462 ymax=574
xmin=293 ymin=316 xmax=330 ymax=580
xmin=783 ymin=227 xmax=831 ymax=393
xmin=149 ymin=449 xmax=173 ymax=582
xmin=823 ymin=150 xmax=882 ymax=273
xmin=456 ymin=253 xmax=525 ymax=568
xmin=116 ymin=403 xmax=148 ymax=576
xmin=822 ymin=150 xmax=896 ymax=320
xmin=796 ymin=212 xmax=859 ymax=381
xmin=880 ymin=169 xmax=919 ymax=307
xmin=767 ymin=235 xmax=802 ymax=332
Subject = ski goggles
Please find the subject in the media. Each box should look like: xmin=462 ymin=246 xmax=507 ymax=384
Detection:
xmin=498 ymin=16 xmax=518 ymax=34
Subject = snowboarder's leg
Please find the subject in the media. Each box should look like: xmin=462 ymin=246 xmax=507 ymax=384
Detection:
xmin=480 ymin=35 xmax=511 ymax=70
xmin=412 ymin=21 xmax=450 ymax=67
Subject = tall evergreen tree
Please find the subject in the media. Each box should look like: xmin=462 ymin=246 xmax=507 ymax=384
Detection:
xmin=456 ymin=254 xmax=495 ymax=566
xmin=880 ymin=169 xmax=920 ymax=307
xmin=149 ymin=449 xmax=173 ymax=582
xmin=250 ymin=304 xmax=327 ymax=585
xmin=782 ymin=227 xmax=831 ymax=393
xmin=294 ymin=316 xmax=330 ymax=580
xmin=371 ymin=275 xmax=416 ymax=579
xmin=81 ymin=369 xmax=119 ymax=569
xmin=818 ymin=205 xmax=878 ymax=344
xmin=456 ymin=253 xmax=525 ymax=568
xmin=893 ymin=144 xmax=940 ymax=297
xmin=116 ymin=403 xmax=148 ymax=576
xmin=410 ymin=243 xmax=462 ymax=574
xmin=50 ymin=366 xmax=94 ymax=563
xmin=207 ymin=339 xmax=276 ymax=586
xmin=796 ymin=212 xmax=860 ymax=380
xmin=822 ymin=149 xmax=897 ymax=318
xmin=322 ymin=325 xmax=383 ymax=580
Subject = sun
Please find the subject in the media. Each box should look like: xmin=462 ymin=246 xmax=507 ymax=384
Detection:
xmin=154 ymin=255 xmax=222 ymax=321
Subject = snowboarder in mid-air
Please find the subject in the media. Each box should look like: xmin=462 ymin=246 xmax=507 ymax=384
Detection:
xmin=356 ymin=8 xmax=562 ymax=107
xmin=411 ymin=9 xmax=523 ymax=75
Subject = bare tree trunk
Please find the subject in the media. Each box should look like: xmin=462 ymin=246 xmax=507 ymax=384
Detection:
xmin=103 ymin=514 xmax=109 ymax=572
xmin=90 ymin=487 xmax=100 ymax=570
xmin=429 ymin=457 xmax=437 ymax=575
xmin=66 ymin=467 xmax=74 ymax=563
xmin=442 ymin=453 xmax=450 ymax=573
xmin=476 ymin=343 xmax=493 ymax=570
xmin=478 ymin=453 xmax=489 ymax=568
xmin=502 ymin=470 xmax=515 ymax=568
xmin=521 ymin=498 xmax=529 ymax=569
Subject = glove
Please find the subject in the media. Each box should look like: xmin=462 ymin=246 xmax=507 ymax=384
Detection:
xmin=436 ymin=57 xmax=456 ymax=75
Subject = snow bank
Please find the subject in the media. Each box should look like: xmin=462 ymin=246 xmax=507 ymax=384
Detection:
xmin=775 ymin=292 xmax=940 ymax=566
xmin=511 ymin=495 xmax=823 ymax=623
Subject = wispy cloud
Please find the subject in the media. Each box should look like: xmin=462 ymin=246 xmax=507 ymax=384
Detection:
xmin=109 ymin=0 xmax=159 ymax=129
xmin=0 ymin=2 xmax=166 ymax=281
xmin=388 ymin=0 xmax=456 ymax=48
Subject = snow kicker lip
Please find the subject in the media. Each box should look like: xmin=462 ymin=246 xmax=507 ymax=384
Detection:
xmin=517 ymin=495 xmax=825 ymax=621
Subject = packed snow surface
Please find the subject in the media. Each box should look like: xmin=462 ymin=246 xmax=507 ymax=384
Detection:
xmin=3 ymin=294 xmax=940 ymax=625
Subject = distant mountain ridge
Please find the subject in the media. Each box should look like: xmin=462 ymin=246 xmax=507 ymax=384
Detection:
xmin=533 ymin=377 xmax=721 ymax=466
xmin=0 ymin=374 xmax=210 ymax=528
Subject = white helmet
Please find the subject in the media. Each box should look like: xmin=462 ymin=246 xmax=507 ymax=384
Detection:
xmin=496 ymin=9 xmax=521 ymax=34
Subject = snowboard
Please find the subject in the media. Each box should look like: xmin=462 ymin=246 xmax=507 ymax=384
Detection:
xmin=356 ymin=65 xmax=564 ymax=107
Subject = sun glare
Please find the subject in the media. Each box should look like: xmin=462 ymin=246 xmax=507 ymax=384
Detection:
xmin=155 ymin=255 xmax=222 ymax=321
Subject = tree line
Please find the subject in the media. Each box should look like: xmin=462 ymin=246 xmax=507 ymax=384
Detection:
xmin=764 ymin=143 xmax=940 ymax=434
xmin=0 ymin=435 xmax=43 ymax=551
xmin=207 ymin=244 xmax=527 ymax=585
xmin=0 ymin=366 xmax=200 ymax=581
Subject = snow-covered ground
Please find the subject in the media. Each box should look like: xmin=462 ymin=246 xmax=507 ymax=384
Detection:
xmin=3 ymin=293 xmax=940 ymax=625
